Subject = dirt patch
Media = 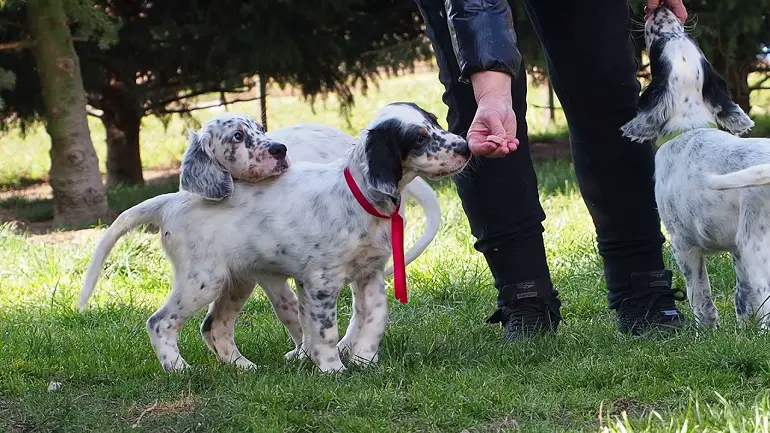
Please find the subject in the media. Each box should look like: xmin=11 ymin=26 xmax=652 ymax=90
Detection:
xmin=129 ymin=394 xmax=199 ymax=428
xmin=599 ymin=397 xmax=663 ymax=427
xmin=461 ymin=414 xmax=520 ymax=432
xmin=530 ymin=139 xmax=571 ymax=161
xmin=0 ymin=168 xmax=179 ymax=237
xmin=0 ymin=167 xmax=180 ymax=202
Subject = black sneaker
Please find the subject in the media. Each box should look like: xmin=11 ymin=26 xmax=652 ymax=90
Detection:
xmin=609 ymin=270 xmax=688 ymax=336
xmin=486 ymin=279 xmax=562 ymax=341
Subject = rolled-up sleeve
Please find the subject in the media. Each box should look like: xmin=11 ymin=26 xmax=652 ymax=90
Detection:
xmin=444 ymin=0 xmax=522 ymax=83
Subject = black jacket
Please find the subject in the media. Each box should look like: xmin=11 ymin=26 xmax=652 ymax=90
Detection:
xmin=444 ymin=0 xmax=522 ymax=83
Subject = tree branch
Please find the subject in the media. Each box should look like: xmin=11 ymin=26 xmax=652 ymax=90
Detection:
xmin=0 ymin=40 xmax=33 ymax=51
xmin=0 ymin=36 xmax=86 ymax=51
xmin=750 ymin=74 xmax=770 ymax=90
xmin=153 ymin=94 xmax=263 ymax=115
xmin=144 ymin=85 xmax=253 ymax=113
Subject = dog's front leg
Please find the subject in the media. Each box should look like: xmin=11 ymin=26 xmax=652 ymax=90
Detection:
xmin=296 ymin=279 xmax=345 ymax=373
xmin=339 ymin=271 xmax=388 ymax=366
xmin=672 ymin=241 xmax=718 ymax=327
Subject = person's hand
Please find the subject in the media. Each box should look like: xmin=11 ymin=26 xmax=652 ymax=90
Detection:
xmin=645 ymin=0 xmax=687 ymax=22
xmin=468 ymin=71 xmax=519 ymax=158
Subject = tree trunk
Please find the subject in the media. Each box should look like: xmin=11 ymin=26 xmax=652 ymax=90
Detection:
xmin=546 ymin=76 xmax=555 ymax=126
xmin=101 ymin=81 xmax=144 ymax=185
xmin=26 ymin=0 xmax=108 ymax=227
xmin=259 ymin=72 xmax=268 ymax=130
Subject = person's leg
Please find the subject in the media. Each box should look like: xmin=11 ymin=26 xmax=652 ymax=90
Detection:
xmin=519 ymin=0 xmax=685 ymax=333
xmin=414 ymin=0 xmax=561 ymax=340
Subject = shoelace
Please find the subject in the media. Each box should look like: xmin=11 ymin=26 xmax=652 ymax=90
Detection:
xmin=609 ymin=285 xmax=686 ymax=314
xmin=488 ymin=298 xmax=563 ymax=327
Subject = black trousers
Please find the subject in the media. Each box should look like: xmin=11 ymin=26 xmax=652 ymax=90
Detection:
xmin=414 ymin=0 xmax=666 ymax=301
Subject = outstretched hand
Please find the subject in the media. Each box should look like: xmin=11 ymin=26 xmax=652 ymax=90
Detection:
xmin=467 ymin=71 xmax=519 ymax=158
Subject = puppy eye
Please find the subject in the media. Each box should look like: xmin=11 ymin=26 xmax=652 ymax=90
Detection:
xmin=417 ymin=134 xmax=429 ymax=145
xmin=232 ymin=132 xmax=244 ymax=143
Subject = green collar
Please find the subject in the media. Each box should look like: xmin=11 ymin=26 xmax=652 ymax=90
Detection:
xmin=655 ymin=122 xmax=718 ymax=145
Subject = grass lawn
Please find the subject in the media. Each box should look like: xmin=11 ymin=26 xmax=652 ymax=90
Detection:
xmin=3 ymin=70 xmax=770 ymax=432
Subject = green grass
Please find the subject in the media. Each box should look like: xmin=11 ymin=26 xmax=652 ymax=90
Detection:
xmin=3 ymin=71 xmax=770 ymax=432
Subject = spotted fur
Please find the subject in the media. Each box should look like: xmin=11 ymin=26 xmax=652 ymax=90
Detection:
xmin=79 ymin=102 xmax=470 ymax=373
xmin=179 ymin=113 xmax=289 ymax=201
xmin=266 ymin=123 xmax=443 ymax=276
xmin=621 ymin=6 xmax=770 ymax=328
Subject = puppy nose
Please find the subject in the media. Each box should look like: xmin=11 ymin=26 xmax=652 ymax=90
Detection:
xmin=268 ymin=142 xmax=287 ymax=158
xmin=455 ymin=140 xmax=471 ymax=157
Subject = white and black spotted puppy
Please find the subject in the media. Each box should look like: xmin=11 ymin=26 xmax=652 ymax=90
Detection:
xmin=179 ymin=113 xmax=289 ymax=201
xmin=621 ymin=5 xmax=767 ymax=328
xmin=79 ymin=102 xmax=470 ymax=373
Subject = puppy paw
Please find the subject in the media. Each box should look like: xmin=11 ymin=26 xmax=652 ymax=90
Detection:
xmin=284 ymin=347 xmax=308 ymax=361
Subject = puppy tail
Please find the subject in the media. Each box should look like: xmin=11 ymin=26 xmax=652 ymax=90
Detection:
xmin=78 ymin=194 xmax=172 ymax=311
xmin=706 ymin=164 xmax=770 ymax=190
xmin=385 ymin=176 xmax=441 ymax=276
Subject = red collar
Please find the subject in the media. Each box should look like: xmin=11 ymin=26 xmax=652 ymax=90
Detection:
xmin=343 ymin=167 xmax=408 ymax=304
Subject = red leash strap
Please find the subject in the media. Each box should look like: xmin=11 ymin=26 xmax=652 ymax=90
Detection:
xmin=343 ymin=167 xmax=408 ymax=303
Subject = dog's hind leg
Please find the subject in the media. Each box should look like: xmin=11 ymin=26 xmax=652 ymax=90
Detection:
xmin=255 ymin=274 xmax=304 ymax=360
xmin=671 ymin=239 xmax=718 ymax=327
xmin=201 ymin=279 xmax=258 ymax=369
xmin=147 ymin=268 xmax=224 ymax=372
xmin=731 ymin=251 xmax=770 ymax=329
xmin=733 ymin=193 xmax=770 ymax=328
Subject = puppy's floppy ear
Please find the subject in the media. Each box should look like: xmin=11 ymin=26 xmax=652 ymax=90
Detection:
xmin=179 ymin=130 xmax=233 ymax=201
xmin=621 ymin=42 xmax=674 ymax=142
xmin=362 ymin=122 xmax=403 ymax=204
xmin=701 ymin=58 xmax=754 ymax=135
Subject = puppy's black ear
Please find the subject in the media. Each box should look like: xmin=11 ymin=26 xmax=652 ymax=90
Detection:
xmin=179 ymin=130 xmax=233 ymax=201
xmin=621 ymin=41 xmax=674 ymax=142
xmin=362 ymin=123 xmax=403 ymax=204
xmin=701 ymin=58 xmax=754 ymax=135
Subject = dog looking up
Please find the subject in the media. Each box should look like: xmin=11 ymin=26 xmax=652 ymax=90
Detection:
xmin=79 ymin=102 xmax=470 ymax=373
xmin=621 ymin=5 xmax=765 ymax=328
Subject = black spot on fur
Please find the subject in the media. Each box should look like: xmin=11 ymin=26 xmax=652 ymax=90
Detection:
xmin=315 ymin=290 xmax=331 ymax=301
xmin=147 ymin=309 xmax=165 ymax=333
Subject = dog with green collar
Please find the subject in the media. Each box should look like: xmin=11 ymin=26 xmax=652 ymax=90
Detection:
xmin=621 ymin=5 xmax=770 ymax=329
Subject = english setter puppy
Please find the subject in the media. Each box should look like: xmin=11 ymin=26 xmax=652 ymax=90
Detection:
xmin=178 ymin=113 xmax=290 ymax=198
xmin=265 ymin=123 xmax=441 ymax=275
xmin=621 ymin=5 xmax=761 ymax=327
xmin=79 ymin=102 xmax=470 ymax=373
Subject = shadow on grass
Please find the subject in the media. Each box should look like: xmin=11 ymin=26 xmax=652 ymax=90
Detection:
xmin=0 ymin=175 xmax=47 ymax=192
xmin=0 ymin=174 xmax=180 ymax=229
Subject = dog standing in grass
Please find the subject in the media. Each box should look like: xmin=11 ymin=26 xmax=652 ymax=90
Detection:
xmin=621 ymin=5 xmax=765 ymax=327
xmin=79 ymin=102 xmax=470 ymax=373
